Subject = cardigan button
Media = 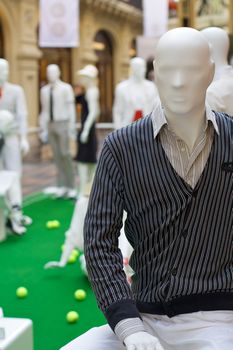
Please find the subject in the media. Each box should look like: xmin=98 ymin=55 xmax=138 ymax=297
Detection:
xmin=171 ymin=268 xmax=177 ymax=276
xmin=182 ymin=229 xmax=188 ymax=238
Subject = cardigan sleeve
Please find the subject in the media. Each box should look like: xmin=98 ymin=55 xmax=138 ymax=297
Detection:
xmin=84 ymin=139 xmax=141 ymax=330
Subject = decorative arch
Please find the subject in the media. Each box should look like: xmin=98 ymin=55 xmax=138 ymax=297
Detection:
xmin=93 ymin=29 xmax=115 ymax=122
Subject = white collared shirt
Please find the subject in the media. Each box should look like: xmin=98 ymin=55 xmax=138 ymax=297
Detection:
xmin=150 ymin=102 xmax=219 ymax=188
xmin=40 ymin=80 xmax=76 ymax=126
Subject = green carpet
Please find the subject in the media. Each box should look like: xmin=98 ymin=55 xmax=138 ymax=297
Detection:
xmin=0 ymin=195 xmax=106 ymax=350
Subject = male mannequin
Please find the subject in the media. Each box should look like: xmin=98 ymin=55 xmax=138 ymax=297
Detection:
xmin=202 ymin=27 xmax=233 ymax=116
xmin=75 ymin=65 xmax=100 ymax=197
xmin=113 ymin=57 xmax=158 ymax=129
xmin=0 ymin=59 xmax=31 ymax=234
xmin=61 ymin=28 xmax=233 ymax=350
xmin=40 ymin=64 xmax=76 ymax=198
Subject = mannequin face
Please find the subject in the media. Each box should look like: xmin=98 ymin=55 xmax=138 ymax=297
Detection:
xmin=130 ymin=58 xmax=146 ymax=81
xmin=154 ymin=28 xmax=214 ymax=117
xmin=0 ymin=59 xmax=9 ymax=85
xmin=46 ymin=64 xmax=60 ymax=84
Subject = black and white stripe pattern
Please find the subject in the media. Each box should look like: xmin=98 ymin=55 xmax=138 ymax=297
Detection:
xmin=84 ymin=112 xmax=233 ymax=331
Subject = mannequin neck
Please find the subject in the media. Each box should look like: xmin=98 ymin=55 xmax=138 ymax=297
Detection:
xmin=129 ymin=75 xmax=144 ymax=84
xmin=85 ymin=81 xmax=96 ymax=89
xmin=164 ymin=104 xmax=206 ymax=152
xmin=49 ymin=78 xmax=60 ymax=87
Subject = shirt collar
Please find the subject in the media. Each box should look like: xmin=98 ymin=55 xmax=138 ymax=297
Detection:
xmin=151 ymin=101 xmax=219 ymax=139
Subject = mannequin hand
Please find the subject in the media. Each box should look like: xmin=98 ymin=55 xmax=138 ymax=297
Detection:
xmin=80 ymin=129 xmax=89 ymax=143
xmin=44 ymin=261 xmax=65 ymax=269
xmin=124 ymin=331 xmax=164 ymax=350
xmin=39 ymin=130 xmax=48 ymax=144
xmin=20 ymin=137 xmax=30 ymax=156
xmin=69 ymin=127 xmax=76 ymax=141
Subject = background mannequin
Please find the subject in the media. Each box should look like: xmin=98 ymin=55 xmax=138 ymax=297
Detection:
xmin=113 ymin=57 xmax=158 ymax=129
xmin=201 ymin=27 xmax=233 ymax=116
xmin=0 ymin=59 xmax=31 ymax=234
xmin=40 ymin=64 xmax=76 ymax=198
xmin=75 ymin=65 xmax=100 ymax=197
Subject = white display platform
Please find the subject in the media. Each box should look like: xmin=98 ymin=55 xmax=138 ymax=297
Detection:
xmin=0 ymin=171 xmax=17 ymax=242
xmin=0 ymin=318 xmax=33 ymax=350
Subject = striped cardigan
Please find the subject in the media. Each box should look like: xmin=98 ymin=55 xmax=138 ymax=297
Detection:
xmin=84 ymin=112 xmax=233 ymax=331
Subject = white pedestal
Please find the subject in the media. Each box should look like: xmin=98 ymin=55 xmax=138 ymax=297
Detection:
xmin=0 ymin=171 xmax=17 ymax=242
xmin=0 ymin=318 xmax=33 ymax=350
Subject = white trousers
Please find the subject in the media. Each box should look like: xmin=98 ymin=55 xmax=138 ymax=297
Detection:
xmin=0 ymin=134 xmax=22 ymax=205
xmin=60 ymin=311 xmax=233 ymax=350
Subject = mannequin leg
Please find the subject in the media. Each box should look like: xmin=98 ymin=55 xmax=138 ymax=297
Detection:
xmin=1 ymin=134 xmax=26 ymax=234
xmin=68 ymin=196 xmax=89 ymax=251
xmin=77 ymin=162 xmax=89 ymax=196
xmin=87 ymin=163 xmax=96 ymax=184
xmin=56 ymin=123 xmax=75 ymax=190
xmin=60 ymin=324 xmax=125 ymax=350
xmin=2 ymin=134 xmax=22 ymax=204
xmin=48 ymin=125 xmax=65 ymax=188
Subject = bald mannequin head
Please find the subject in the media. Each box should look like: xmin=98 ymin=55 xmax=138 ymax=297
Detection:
xmin=47 ymin=64 xmax=61 ymax=84
xmin=154 ymin=27 xmax=214 ymax=119
xmin=130 ymin=57 xmax=146 ymax=81
xmin=201 ymin=27 xmax=229 ymax=72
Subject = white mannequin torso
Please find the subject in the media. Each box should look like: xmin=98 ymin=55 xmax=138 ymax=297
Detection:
xmin=0 ymin=82 xmax=28 ymax=137
xmin=113 ymin=57 xmax=159 ymax=129
xmin=40 ymin=80 xmax=75 ymax=123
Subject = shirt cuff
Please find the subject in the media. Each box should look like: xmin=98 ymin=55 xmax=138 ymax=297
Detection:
xmin=114 ymin=317 xmax=146 ymax=344
xmin=104 ymin=299 xmax=142 ymax=331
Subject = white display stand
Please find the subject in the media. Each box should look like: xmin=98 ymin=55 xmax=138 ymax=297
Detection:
xmin=0 ymin=171 xmax=17 ymax=242
xmin=0 ymin=318 xmax=33 ymax=350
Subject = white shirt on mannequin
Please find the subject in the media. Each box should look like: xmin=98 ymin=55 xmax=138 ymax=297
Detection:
xmin=113 ymin=57 xmax=159 ymax=129
xmin=40 ymin=80 xmax=76 ymax=129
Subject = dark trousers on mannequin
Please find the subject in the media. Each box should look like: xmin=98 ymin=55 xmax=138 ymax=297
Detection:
xmin=48 ymin=120 xmax=74 ymax=189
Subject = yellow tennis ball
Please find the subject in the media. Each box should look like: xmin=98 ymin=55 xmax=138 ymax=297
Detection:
xmin=72 ymin=249 xmax=79 ymax=258
xmin=74 ymin=289 xmax=86 ymax=301
xmin=52 ymin=220 xmax=60 ymax=228
xmin=66 ymin=311 xmax=79 ymax=323
xmin=68 ymin=254 xmax=77 ymax=264
xmin=46 ymin=221 xmax=53 ymax=229
xmin=16 ymin=287 xmax=28 ymax=298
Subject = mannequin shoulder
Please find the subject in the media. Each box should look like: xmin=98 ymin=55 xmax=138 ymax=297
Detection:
xmin=115 ymin=80 xmax=130 ymax=93
xmin=5 ymin=82 xmax=24 ymax=94
xmin=40 ymin=84 xmax=50 ymax=93
xmin=213 ymin=111 xmax=233 ymax=129
xmin=107 ymin=115 xmax=153 ymax=150
xmin=143 ymin=79 xmax=158 ymax=91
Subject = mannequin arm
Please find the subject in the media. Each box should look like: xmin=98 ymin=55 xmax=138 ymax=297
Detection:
xmin=113 ymin=85 xmax=125 ymax=130
xmin=66 ymin=85 xmax=76 ymax=139
xmin=39 ymin=88 xmax=49 ymax=143
xmin=124 ymin=331 xmax=164 ymax=350
xmin=44 ymin=230 xmax=75 ymax=268
xmin=15 ymin=86 xmax=30 ymax=155
xmin=15 ymin=86 xmax=28 ymax=138
xmin=80 ymin=88 xmax=100 ymax=143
